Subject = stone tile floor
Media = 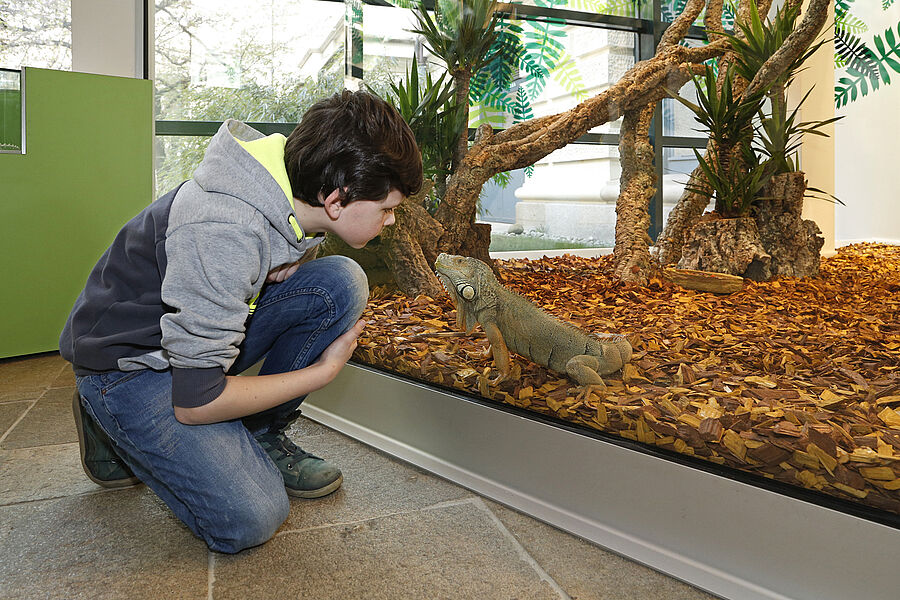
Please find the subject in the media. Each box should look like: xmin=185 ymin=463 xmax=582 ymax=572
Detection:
xmin=0 ymin=353 xmax=717 ymax=600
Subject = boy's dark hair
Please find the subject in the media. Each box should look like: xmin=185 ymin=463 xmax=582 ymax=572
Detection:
xmin=285 ymin=90 xmax=423 ymax=206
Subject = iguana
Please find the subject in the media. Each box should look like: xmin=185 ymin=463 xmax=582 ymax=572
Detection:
xmin=434 ymin=253 xmax=632 ymax=386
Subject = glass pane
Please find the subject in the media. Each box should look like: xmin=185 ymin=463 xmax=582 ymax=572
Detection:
xmin=154 ymin=136 xmax=212 ymax=196
xmin=0 ymin=69 xmax=23 ymax=153
xmin=662 ymin=38 xmax=707 ymax=138
xmin=0 ymin=0 xmax=72 ymax=71
xmin=662 ymin=78 xmax=705 ymax=138
xmin=483 ymin=144 xmax=619 ymax=249
xmin=155 ymin=0 xmax=345 ymax=122
xmin=661 ymin=145 xmax=710 ymax=219
xmin=469 ymin=21 xmax=635 ymax=134
xmin=358 ymin=3 xmax=430 ymax=97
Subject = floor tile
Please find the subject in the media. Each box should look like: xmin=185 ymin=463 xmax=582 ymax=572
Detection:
xmin=280 ymin=428 xmax=472 ymax=530
xmin=1 ymin=387 xmax=78 ymax=450
xmin=485 ymin=501 xmax=716 ymax=600
xmin=0 ymin=488 xmax=208 ymax=599
xmin=0 ymin=401 xmax=31 ymax=440
xmin=0 ymin=353 xmax=67 ymax=401
xmin=214 ymin=501 xmax=562 ymax=600
xmin=50 ymin=364 xmax=76 ymax=389
xmin=0 ymin=442 xmax=105 ymax=505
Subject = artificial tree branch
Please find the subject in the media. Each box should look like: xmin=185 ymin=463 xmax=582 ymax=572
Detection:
xmin=660 ymin=0 xmax=707 ymax=48
xmin=614 ymin=104 xmax=657 ymax=284
xmin=704 ymin=0 xmax=726 ymax=35
xmin=742 ymin=0 xmax=830 ymax=99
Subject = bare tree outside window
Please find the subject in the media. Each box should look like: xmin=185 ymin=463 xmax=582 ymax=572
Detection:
xmin=0 ymin=0 xmax=71 ymax=70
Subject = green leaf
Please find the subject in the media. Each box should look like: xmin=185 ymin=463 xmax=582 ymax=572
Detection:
xmin=886 ymin=57 xmax=900 ymax=74
xmin=835 ymin=31 xmax=881 ymax=81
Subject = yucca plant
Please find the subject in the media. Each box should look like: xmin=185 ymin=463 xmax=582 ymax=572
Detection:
xmin=669 ymin=63 xmax=769 ymax=216
xmin=686 ymin=142 xmax=778 ymax=219
xmin=755 ymin=86 xmax=841 ymax=175
xmin=715 ymin=0 xmax=837 ymax=176
xmin=410 ymin=0 xmax=502 ymax=80
xmin=382 ymin=56 xmax=466 ymax=211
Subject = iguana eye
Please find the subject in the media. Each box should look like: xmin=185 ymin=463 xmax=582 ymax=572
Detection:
xmin=457 ymin=283 xmax=475 ymax=301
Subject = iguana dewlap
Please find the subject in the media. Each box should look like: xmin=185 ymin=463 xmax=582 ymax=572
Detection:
xmin=434 ymin=253 xmax=632 ymax=386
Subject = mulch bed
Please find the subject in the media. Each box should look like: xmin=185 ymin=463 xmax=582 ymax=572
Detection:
xmin=353 ymin=243 xmax=900 ymax=516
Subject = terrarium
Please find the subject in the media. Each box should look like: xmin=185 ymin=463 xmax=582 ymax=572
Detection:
xmin=318 ymin=0 xmax=900 ymax=526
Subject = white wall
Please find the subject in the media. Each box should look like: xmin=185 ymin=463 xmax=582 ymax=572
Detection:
xmin=834 ymin=2 xmax=900 ymax=246
xmin=71 ymin=0 xmax=145 ymax=78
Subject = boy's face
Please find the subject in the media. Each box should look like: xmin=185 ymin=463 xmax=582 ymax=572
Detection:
xmin=330 ymin=189 xmax=403 ymax=249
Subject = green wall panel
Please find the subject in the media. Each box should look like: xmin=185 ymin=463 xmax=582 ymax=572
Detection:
xmin=0 ymin=68 xmax=152 ymax=358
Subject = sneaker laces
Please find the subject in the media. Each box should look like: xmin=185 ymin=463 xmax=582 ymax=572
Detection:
xmin=257 ymin=430 xmax=320 ymax=468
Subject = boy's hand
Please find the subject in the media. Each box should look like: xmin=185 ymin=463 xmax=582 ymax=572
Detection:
xmin=313 ymin=320 xmax=366 ymax=381
xmin=267 ymin=261 xmax=301 ymax=283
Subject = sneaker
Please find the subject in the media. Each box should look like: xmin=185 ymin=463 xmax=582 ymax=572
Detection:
xmin=72 ymin=391 xmax=140 ymax=488
xmin=256 ymin=431 xmax=343 ymax=498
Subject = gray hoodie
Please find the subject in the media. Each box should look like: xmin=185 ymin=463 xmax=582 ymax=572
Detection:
xmin=60 ymin=120 xmax=322 ymax=407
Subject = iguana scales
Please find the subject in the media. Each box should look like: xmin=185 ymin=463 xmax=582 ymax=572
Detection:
xmin=434 ymin=253 xmax=632 ymax=386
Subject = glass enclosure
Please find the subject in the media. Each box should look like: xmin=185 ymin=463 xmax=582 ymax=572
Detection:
xmin=0 ymin=70 xmax=23 ymax=154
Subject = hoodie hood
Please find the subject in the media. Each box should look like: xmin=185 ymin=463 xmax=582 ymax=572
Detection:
xmin=192 ymin=119 xmax=305 ymax=247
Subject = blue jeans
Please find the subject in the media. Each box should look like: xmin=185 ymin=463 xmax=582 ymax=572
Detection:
xmin=75 ymin=255 xmax=368 ymax=553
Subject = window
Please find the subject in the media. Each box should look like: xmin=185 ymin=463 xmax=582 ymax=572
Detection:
xmin=0 ymin=69 xmax=24 ymax=154
xmin=0 ymin=0 xmax=72 ymax=71
xmin=154 ymin=0 xmax=717 ymax=243
xmin=154 ymin=0 xmax=346 ymax=190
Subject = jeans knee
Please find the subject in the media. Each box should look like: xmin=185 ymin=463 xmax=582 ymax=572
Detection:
xmin=207 ymin=488 xmax=290 ymax=554
xmin=327 ymin=255 xmax=368 ymax=319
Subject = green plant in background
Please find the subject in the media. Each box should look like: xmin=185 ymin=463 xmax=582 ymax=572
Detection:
xmin=834 ymin=0 xmax=900 ymax=107
xmin=410 ymin=0 xmax=503 ymax=174
xmin=673 ymin=63 xmax=771 ymax=217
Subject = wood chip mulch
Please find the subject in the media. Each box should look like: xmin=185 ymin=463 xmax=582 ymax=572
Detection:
xmin=353 ymin=243 xmax=900 ymax=516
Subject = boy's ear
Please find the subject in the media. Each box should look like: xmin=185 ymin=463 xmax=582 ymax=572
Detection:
xmin=322 ymin=188 xmax=343 ymax=218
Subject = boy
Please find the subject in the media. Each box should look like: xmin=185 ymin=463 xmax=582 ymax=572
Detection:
xmin=59 ymin=90 xmax=423 ymax=553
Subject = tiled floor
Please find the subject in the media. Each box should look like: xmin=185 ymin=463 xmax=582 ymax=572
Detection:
xmin=0 ymin=353 xmax=716 ymax=599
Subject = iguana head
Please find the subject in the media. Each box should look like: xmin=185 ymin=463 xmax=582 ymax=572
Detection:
xmin=434 ymin=253 xmax=496 ymax=333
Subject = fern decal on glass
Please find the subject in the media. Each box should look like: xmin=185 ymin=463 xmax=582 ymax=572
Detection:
xmin=834 ymin=0 xmax=900 ymax=107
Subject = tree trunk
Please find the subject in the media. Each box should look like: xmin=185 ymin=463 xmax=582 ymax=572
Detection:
xmin=613 ymin=105 xmax=656 ymax=284
xmin=678 ymin=216 xmax=771 ymax=277
xmin=432 ymin=40 xmax=726 ymax=261
xmin=753 ymin=171 xmax=823 ymax=278
xmin=676 ymin=172 xmax=824 ymax=281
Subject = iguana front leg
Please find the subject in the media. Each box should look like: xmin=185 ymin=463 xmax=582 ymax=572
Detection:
xmin=566 ymin=355 xmax=606 ymax=387
xmin=482 ymin=321 xmax=511 ymax=385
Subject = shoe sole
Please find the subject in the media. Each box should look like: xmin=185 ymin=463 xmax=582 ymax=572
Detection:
xmin=72 ymin=392 xmax=141 ymax=489
xmin=285 ymin=473 xmax=343 ymax=499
